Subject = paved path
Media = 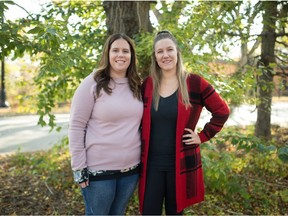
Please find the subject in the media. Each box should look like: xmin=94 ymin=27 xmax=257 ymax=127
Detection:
xmin=199 ymin=102 xmax=288 ymax=128
xmin=0 ymin=114 xmax=69 ymax=155
xmin=0 ymin=102 xmax=287 ymax=155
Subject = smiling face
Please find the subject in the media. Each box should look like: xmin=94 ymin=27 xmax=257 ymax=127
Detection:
xmin=154 ymin=38 xmax=178 ymax=74
xmin=109 ymin=38 xmax=131 ymax=78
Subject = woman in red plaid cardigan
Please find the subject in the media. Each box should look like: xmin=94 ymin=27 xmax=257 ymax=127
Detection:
xmin=139 ymin=30 xmax=230 ymax=215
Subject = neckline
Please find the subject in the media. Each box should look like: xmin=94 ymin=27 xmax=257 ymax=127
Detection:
xmin=160 ymin=89 xmax=178 ymax=99
xmin=112 ymin=77 xmax=128 ymax=84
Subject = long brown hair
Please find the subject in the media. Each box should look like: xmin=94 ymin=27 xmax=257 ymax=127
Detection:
xmin=151 ymin=30 xmax=190 ymax=110
xmin=93 ymin=33 xmax=141 ymax=100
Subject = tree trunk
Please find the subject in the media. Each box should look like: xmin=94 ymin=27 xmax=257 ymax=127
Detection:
xmin=239 ymin=42 xmax=248 ymax=71
xmin=103 ymin=1 xmax=153 ymax=38
xmin=0 ymin=58 xmax=8 ymax=107
xmin=255 ymin=1 xmax=277 ymax=139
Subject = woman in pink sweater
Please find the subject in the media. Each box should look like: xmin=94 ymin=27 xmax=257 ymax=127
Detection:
xmin=68 ymin=33 xmax=143 ymax=215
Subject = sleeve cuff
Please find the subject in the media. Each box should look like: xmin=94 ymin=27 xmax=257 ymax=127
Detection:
xmin=73 ymin=168 xmax=89 ymax=184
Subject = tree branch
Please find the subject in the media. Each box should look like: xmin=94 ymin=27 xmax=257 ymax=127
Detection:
xmin=151 ymin=5 xmax=162 ymax=23
xmin=12 ymin=2 xmax=34 ymax=19
xmin=226 ymin=31 xmax=288 ymax=38
xmin=237 ymin=174 xmax=288 ymax=188
xmin=275 ymin=68 xmax=288 ymax=77
xmin=275 ymin=55 xmax=288 ymax=64
xmin=276 ymin=40 xmax=288 ymax=47
xmin=248 ymin=37 xmax=261 ymax=57
xmin=44 ymin=180 xmax=54 ymax=195
xmin=275 ymin=32 xmax=288 ymax=37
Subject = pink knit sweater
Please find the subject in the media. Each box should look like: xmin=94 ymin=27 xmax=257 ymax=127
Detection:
xmin=68 ymin=72 xmax=143 ymax=172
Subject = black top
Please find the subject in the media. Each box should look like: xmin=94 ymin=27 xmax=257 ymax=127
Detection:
xmin=148 ymin=90 xmax=178 ymax=171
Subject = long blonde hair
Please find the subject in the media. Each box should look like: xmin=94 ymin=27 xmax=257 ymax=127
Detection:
xmin=151 ymin=30 xmax=190 ymax=110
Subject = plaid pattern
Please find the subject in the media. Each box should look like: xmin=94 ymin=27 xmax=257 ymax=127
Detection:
xmin=180 ymin=145 xmax=201 ymax=173
xmin=139 ymin=74 xmax=230 ymax=213
xmin=180 ymin=144 xmax=202 ymax=199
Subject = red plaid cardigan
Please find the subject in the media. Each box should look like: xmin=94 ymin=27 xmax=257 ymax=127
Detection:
xmin=138 ymin=74 xmax=230 ymax=213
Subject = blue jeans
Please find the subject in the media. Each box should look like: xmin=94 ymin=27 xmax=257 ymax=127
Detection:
xmin=81 ymin=173 xmax=139 ymax=215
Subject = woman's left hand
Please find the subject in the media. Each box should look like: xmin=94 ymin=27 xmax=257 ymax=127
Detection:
xmin=182 ymin=128 xmax=201 ymax=145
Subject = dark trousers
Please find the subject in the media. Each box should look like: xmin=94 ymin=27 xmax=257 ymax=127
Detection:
xmin=142 ymin=168 xmax=183 ymax=215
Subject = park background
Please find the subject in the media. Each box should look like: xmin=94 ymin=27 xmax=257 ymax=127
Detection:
xmin=0 ymin=0 xmax=288 ymax=215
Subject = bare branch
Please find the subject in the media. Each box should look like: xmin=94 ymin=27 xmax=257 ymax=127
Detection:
xmin=226 ymin=31 xmax=288 ymax=38
xmin=275 ymin=68 xmax=288 ymax=77
xmin=248 ymin=37 xmax=261 ymax=56
xmin=225 ymin=31 xmax=241 ymax=37
xmin=12 ymin=2 xmax=34 ymax=19
xmin=275 ymin=32 xmax=288 ymax=37
xmin=237 ymin=174 xmax=288 ymax=188
xmin=247 ymin=1 xmax=262 ymax=26
xmin=276 ymin=40 xmax=288 ymax=47
xmin=275 ymin=55 xmax=288 ymax=64
xmin=152 ymin=8 xmax=162 ymax=23
xmin=44 ymin=180 xmax=54 ymax=195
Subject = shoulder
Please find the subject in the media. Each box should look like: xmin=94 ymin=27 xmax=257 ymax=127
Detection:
xmin=186 ymin=73 xmax=212 ymax=92
xmin=81 ymin=71 xmax=97 ymax=85
xmin=187 ymin=73 xmax=212 ymax=84
xmin=74 ymin=71 xmax=97 ymax=97
xmin=186 ymin=73 xmax=205 ymax=88
xmin=141 ymin=76 xmax=153 ymax=96
xmin=77 ymin=71 xmax=98 ymax=90
xmin=187 ymin=73 xmax=202 ymax=82
xmin=143 ymin=76 xmax=152 ymax=83
xmin=142 ymin=76 xmax=152 ymax=88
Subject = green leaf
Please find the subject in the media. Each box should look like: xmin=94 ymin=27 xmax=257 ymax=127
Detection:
xmin=27 ymin=26 xmax=43 ymax=34
xmin=278 ymin=146 xmax=288 ymax=163
xmin=47 ymin=27 xmax=56 ymax=35
xmin=279 ymin=189 xmax=288 ymax=202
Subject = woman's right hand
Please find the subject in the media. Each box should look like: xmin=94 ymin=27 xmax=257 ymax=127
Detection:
xmin=79 ymin=180 xmax=89 ymax=188
xmin=182 ymin=128 xmax=201 ymax=145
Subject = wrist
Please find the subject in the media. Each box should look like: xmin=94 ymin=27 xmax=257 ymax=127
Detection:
xmin=73 ymin=168 xmax=89 ymax=184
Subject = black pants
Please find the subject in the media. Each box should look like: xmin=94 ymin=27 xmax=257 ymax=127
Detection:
xmin=142 ymin=168 xmax=183 ymax=215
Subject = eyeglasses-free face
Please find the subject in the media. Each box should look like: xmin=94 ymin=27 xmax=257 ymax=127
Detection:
xmin=109 ymin=38 xmax=131 ymax=78
xmin=154 ymin=38 xmax=178 ymax=74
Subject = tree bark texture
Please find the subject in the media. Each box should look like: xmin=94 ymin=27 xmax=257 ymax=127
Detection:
xmin=255 ymin=1 xmax=277 ymax=139
xmin=103 ymin=1 xmax=153 ymax=38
